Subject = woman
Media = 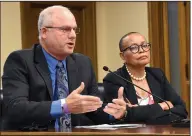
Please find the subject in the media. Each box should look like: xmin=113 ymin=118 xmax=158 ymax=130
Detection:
xmin=103 ymin=32 xmax=188 ymax=124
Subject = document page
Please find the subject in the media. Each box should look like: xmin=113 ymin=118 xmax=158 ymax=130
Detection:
xmin=75 ymin=124 xmax=146 ymax=130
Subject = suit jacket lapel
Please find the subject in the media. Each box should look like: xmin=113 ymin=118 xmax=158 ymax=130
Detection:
xmin=120 ymin=65 xmax=163 ymax=104
xmin=66 ymin=55 xmax=78 ymax=93
xmin=121 ymin=65 xmax=138 ymax=104
xmin=146 ymin=69 xmax=162 ymax=103
xmin=33 ymin=44 xmax=53 ymax=100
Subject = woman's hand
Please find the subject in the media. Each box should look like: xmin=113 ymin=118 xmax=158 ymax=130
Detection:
xmin=158 ymin=101 xmax=174 ymax=110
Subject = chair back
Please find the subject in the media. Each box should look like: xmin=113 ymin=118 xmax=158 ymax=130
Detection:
xmin=97 ymin=83 xmax=105 ymax=101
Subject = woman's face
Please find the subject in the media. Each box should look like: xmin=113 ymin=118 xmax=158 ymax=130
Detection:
xmin=120 ymin=33 xmax=151 ymax=67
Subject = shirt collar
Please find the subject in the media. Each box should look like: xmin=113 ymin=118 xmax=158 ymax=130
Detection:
xmin=42 ymin=47 xmax=67 ymax=71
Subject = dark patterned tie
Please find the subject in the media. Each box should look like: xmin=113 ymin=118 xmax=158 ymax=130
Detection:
xmin=55 ymin=61 xmax=71 ymax=132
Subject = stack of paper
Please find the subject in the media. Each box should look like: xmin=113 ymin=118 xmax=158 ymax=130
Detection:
xmin=75 ymin=124 xmax=146 ymax=130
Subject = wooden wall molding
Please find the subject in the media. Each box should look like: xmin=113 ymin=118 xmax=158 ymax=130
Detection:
xmin=148 ymin=2 xmax=170 ymax=81
xmin=178 ymin=1 xmax=190 ymax=114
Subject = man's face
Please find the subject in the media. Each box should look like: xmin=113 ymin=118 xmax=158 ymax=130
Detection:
xmin=41 ymin=11 xmax=77 ymax=59
xmin=120 ymin=33 xmax=151 ymax=67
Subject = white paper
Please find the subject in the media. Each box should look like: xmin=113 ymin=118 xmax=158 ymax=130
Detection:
xmin=75 ymin=124 xmax=146 ymax=130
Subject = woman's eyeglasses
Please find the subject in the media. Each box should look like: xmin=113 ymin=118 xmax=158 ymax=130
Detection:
xmin=122 ymin=43 xmax=151 ymax=54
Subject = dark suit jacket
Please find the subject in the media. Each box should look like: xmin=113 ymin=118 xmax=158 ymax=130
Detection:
xmin=2 ymin=44 xmax=108 ymax=130
xmin=103 ymin=65 xmax=188 ymax=124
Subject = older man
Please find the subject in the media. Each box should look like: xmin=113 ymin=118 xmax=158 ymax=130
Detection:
xmin=2 ymin=5 xmax=108 ymax=130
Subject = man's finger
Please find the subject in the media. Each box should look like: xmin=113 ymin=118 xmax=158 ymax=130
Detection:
xmin=79 ymin=100 xmax=102 ymax=107
xmin=118 ymin=87 xmax=124 ymax=99
xmin=84 ymin=105 xmax=101 ymax=111
xmin=80 ymin=95 xmax=101 ymax=102
xmin=127 ymin=103 xmax=133 ymax=107
xmin=71 ymin=82 xmax=85 ymax=95
xmin=112 ymin=99 xmax=125 ymax=106
xmin=132 ymin=104 xmax=138 ymax=107
xmin=103 ymin=106 xmax=116 ymax=115
xmin=107 ymin=103 xmax=122 ymax=110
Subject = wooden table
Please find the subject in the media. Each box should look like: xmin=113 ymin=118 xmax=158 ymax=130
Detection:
xmin=1 ymin=125 xmax=190 ymax=136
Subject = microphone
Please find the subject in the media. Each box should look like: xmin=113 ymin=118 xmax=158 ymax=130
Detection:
xmin=103 ymin=66 xmax=182 ymax=123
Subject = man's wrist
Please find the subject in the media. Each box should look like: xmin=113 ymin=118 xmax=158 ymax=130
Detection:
xmin=61 ymin=99 xmax=70 ymax=114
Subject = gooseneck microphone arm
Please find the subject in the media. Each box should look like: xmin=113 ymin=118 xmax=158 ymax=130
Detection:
xmin=103 ymin=66 xmax=178 ymax=120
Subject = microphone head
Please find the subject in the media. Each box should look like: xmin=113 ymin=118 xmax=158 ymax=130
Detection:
xmin=103 ymin=66 xmax=109 ymax=71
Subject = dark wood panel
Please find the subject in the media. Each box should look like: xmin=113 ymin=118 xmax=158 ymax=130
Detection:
xmin=148 ymin=2 xmax=170 ymax=81
xmin=0 ymin=2 xmax=1 ymax=87
xmin=178 ymin=1 xmax=190 ymax=115
xmin=148 ymin=1 xmax=190 ymax=115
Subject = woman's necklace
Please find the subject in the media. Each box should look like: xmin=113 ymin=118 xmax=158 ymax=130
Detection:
xmin=126 ymin=65 xmax=146 ymax=81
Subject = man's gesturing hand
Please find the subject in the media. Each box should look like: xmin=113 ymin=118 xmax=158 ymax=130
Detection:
xmin=103 ymin=87 xmax=127 ymax=119
xmin=66 ymin=82 xmax=103 ymax=114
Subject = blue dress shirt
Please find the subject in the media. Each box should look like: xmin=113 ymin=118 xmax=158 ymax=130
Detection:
xmin=42 ymin=48 xmax=67 ymax=118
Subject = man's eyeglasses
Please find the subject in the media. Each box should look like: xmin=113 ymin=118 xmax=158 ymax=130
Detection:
xmin=122 ymin=43 xmax=151 ymax=54
xmin=45 ymin=26 xmax=80 ymax=34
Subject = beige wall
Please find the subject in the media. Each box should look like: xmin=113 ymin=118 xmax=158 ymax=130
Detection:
xmin=0 ymin=2 xmax=148 ymax=84
xmin=1 ymin=2 xmax=22 ymax=86
xmin=96 ymin=2 xmax=148 ymax=82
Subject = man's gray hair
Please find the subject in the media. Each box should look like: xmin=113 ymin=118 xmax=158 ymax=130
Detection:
xmin=38 ymin=5 xmax=71 ymax=40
